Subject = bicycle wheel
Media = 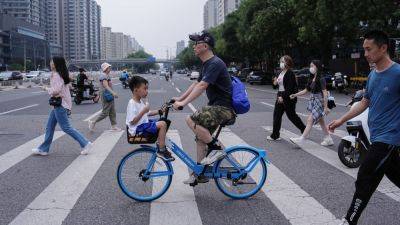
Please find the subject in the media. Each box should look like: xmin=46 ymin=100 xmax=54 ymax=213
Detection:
xmin=214 ymin=147 xmax=267 ymax=199
xmin=117 ymin=148 xmax=173 ymax=202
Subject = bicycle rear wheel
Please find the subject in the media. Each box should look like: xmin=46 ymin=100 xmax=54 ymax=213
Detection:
xmin=214 ymin=147 xmax=267 ymax=199
xmin=117 ymin=148 xmax=173 ymax=202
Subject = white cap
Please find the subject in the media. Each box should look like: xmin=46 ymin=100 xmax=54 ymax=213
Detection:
xmin=101 ymin=62 xmax=111 ymax=72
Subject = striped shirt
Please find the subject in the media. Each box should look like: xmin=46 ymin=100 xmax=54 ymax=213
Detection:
xmin=48 ymin=72 xmax=72 ymax=110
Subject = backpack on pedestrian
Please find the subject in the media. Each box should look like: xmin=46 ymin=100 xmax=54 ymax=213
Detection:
xmin=231 ymin=76 xmax=250 ymax=114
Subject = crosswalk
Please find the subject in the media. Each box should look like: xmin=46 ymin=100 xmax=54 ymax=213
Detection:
xmin=0 ymin=124 xmax=399 ymax=225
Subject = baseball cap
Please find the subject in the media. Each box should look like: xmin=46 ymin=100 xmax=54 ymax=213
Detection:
xmin=189 ymin=31 xmax=215 ymax=48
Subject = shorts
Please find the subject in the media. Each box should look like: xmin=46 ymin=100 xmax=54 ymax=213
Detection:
xmin=190 ymin=105 xmax=236 ymax=134
xmin=136 ymin=120 xmax=158 ymax=136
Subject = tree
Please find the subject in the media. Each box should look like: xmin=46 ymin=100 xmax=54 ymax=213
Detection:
xmin=127 ymin=50 xmax=157 ymax=73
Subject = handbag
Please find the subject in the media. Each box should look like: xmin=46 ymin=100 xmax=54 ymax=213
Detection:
xmin=327 ymin=92 xmax=336 ymax=109
xmin=49 ymin=96 xmax=62 ymax=107
xmin=103 ymin=89 xmax=114 ymax=102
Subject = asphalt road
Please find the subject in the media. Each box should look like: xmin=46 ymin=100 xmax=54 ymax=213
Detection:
xmin=0 ymin=73 xmax=399 ymax=225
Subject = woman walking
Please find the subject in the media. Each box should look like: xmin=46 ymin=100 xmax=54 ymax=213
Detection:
xmin=289 ymin=60 xmax=334 ymax=146
xmin=32 ymin=57 xmax=93 ymax=156
xmin=268 ymin=55 xmax=306 ymax=141
xmin=88 ymin=62 xmax=121 ymax=131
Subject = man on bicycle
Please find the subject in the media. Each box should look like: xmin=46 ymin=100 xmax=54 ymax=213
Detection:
xmin=173 ymin=31 xmax=236 ymax=184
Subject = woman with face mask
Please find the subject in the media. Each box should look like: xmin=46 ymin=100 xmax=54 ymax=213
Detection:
xmin=289 ymin=60 xmax=333 ymax=146
xmin=268 ymin=55 xmax=306 ymax=141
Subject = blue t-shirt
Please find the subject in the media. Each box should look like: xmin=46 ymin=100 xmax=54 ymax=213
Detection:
xmin=197 ymin=56 xmax=232 ymax=108
xmin=364 ymin=62 xmax=400 ymax=146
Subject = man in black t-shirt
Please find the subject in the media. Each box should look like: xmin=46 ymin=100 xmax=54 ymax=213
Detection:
xmin=76 ymin=68 xmax=89 ymax=99
xmin=173 ymin=31 xmax=236 ymax=185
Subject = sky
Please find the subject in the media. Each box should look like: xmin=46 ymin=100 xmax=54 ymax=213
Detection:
xmin=96 ymin=0 xmax=207 ymax=59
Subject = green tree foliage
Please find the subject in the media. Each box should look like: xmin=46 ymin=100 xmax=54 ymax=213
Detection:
xmin=127 ymin=50 xmax=158 ymax=73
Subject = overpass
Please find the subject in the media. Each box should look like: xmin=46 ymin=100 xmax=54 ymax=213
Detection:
xmin=69 ymin=58 xmax=179 ymax=70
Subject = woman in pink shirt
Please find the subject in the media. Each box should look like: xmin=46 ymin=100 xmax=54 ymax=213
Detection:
xmin=32 ymin=57 xmax=93 ymax=156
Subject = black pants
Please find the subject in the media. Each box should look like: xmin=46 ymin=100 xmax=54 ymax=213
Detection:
xmin=270 ymin=98 xmax=305 ymax=139
xmin=345 ymin=142 xmax=400 ymax=224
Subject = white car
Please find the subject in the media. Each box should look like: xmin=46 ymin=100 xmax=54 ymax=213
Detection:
xmin=0 ymin=71 xmax=13 ymax=81
xmin=25 ymin=71 xmax=44 ymax=79
xmin=190 ymin=71 xmax=199 ymax=80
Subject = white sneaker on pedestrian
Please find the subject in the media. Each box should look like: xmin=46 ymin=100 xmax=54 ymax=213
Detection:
xmin=200 ymin=150 xmax=226 ymax=165
xmin=338 ymin=218 xmax=350 ymax=225
xmin=88 ymin=120 xmax=95 ymax=131
xmin=110 ymin=126 xmax=122 ymax=132
xmin=321 ymin=136 xmax=334 ymax=146
xmin=81 ymin=142 xmax=93 ymax=155
xmin=267 ymin=136 xmax=281 ymax=141
xmin=32 ymin=148 xmax=48 ymax=156
xmin=290 ymin=137 xmax=306 ymax=145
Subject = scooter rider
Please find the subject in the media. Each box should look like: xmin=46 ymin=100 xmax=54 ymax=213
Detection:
xmin=76 ymin=68 xmax=92 ymax=99
xmin=329 ymin=30 xmax=400 ymax=225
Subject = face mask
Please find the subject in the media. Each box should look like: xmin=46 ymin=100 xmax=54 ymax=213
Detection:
xmin=309 ymin=67 xmax=317 ymax=75
xmin=279 ymin=62 xmax=285 ymax=70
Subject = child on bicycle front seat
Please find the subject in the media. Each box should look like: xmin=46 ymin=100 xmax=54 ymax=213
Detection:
xmin=126 ymin=76 xmax=175 ymax=161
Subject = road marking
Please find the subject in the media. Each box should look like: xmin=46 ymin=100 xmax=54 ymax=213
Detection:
xmin=260 ymin=101 xmax=275 ymax=108
xmin=31 ymin=91 xmax=46 ymax=94
xmin=0 ymin=104 xmax=39 ymax=116
xmin=0 ymin=132 xmax=64 ymax=175
xmin=9 ymin=130 xmax=124 ymax=225
xmin=219 ymin=129 xmax=340 ymax=224
xmin=83 ymin=109 xmax=102 ymax=122
xmin=150 ymin=130 xmax=203 ymax=225
xmin=188 ymin=103 xmax=196 ymax=113
xmin=263 ymin=126 xmax=400 ymax=203
xmin=172 ymin=82 xmax=175 ymax=86
xmin=175 ymin=87 xmax=181 ymax=93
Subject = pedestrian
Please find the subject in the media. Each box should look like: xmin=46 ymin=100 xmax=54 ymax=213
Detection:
xmin=172 ymin=31 xmax=236 ymax=185
xmin=88 ymin=62 xmax=122 ymax=131
xmin=329 ymin=30 xmax=400 ymax=225
xmin=267 ymin=55 xmax=306 ymax=141
xmin=289 ymin=60 xmax=334 ymax=146
xmin=32 ymin=57 xmax=93 ymax=156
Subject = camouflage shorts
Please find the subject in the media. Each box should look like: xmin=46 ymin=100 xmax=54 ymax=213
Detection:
xmin=190 ymin=105 xmax=236 ymax=134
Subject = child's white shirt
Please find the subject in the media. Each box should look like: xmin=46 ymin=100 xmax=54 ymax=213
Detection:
xmin=126 ymin=99 xmax=149 ymax=134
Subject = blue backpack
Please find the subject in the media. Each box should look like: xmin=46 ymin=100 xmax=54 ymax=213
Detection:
xmin=231 ymin=76 xmax=250 ymax=114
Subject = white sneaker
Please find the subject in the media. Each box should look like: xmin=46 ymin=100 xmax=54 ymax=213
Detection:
xmin=32 ymin=148 xmax=48 ymax=156
xmin=290 ymin=137 xmax=306 ymax=145
xmin=200 ymin=150 xmax=226 ymax=165
xmin=110 ymin=126 xmax=122 ymax=132
xmin=183 ymin=173 xmax=196 ymax=185
xmin=88 ymin=120 xmax=95 ymax=131
xmin=81 ymin=142 xmax=93 ymax=155
xmin=338 ymin=218 xmax=350 ymax=225
xmin=321 ymin=136 xmax=334 ymax=146
xmin=267 ymin=136 xmax=281 ymax=141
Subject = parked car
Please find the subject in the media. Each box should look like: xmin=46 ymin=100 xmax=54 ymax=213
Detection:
xmin=238 ymin=68 xmax=251 ymax=82
xmin=227 ymin=67 xmax=238 ymax=76
xmin=25 ymin=71 xmax=44 ymax=79
xmin=10 ymin=71 xmax=23 ymax=80
xmin=190 ymin=71 xmax=200 ymax=80
xmin=160 ymin=70 xmax=167 ymax=77
xmin=186 ymin=70 xmax=191 ymax=77
xmin=246 ymin=71 xmax=273 ymax=85
xmin=0 ymin=71 xmax=13 ymax=81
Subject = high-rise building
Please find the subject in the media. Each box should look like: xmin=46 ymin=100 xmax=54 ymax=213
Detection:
xmin=111 ymin=32 xmax=123 ymax=59
xmin=176 ymin=40 xmax=185 ymax=56
xmin=61 ymin=0 xmax=93 ymax=61
xmin=0 ymin=0 xmax=46 ymax=28
xmin=204 ymin=0 xmax=217 ymax=30
xmin=45 ymin=0 xmax=63 ymax=57
xmin=217 ymin=0 xmax=242 ymax=25
xmin=88 ymin=0 xmax=101 ymax=60
xmin=100 ymin=26 xmax=112 ymax=60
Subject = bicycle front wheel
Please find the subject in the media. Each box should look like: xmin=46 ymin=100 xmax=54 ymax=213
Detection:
xmin=214 ymin=147 xmax=267 ymax=199
xmin=117 ymin=148 xmax=173 ymax=202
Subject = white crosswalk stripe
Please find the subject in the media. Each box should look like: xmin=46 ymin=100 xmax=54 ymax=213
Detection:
xmin=0 ymin=131 xmax=64 ymax=175
xmin=150 ymin=130 xmax=203 ymax=225
xmin=9 ymin=130 xmax=123 ymax=225
xmin=263 ymin=126 xmax=400 ymax=203
xmin=219 ymin=128 xmax=340 ymax=224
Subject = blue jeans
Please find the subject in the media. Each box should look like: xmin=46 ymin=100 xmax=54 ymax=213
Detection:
xmin=38 ymin=106 xmax=89 ymax=152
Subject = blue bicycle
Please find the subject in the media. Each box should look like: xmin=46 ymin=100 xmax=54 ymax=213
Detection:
xmin=117 ymin=100 xmax=269 ymax=202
